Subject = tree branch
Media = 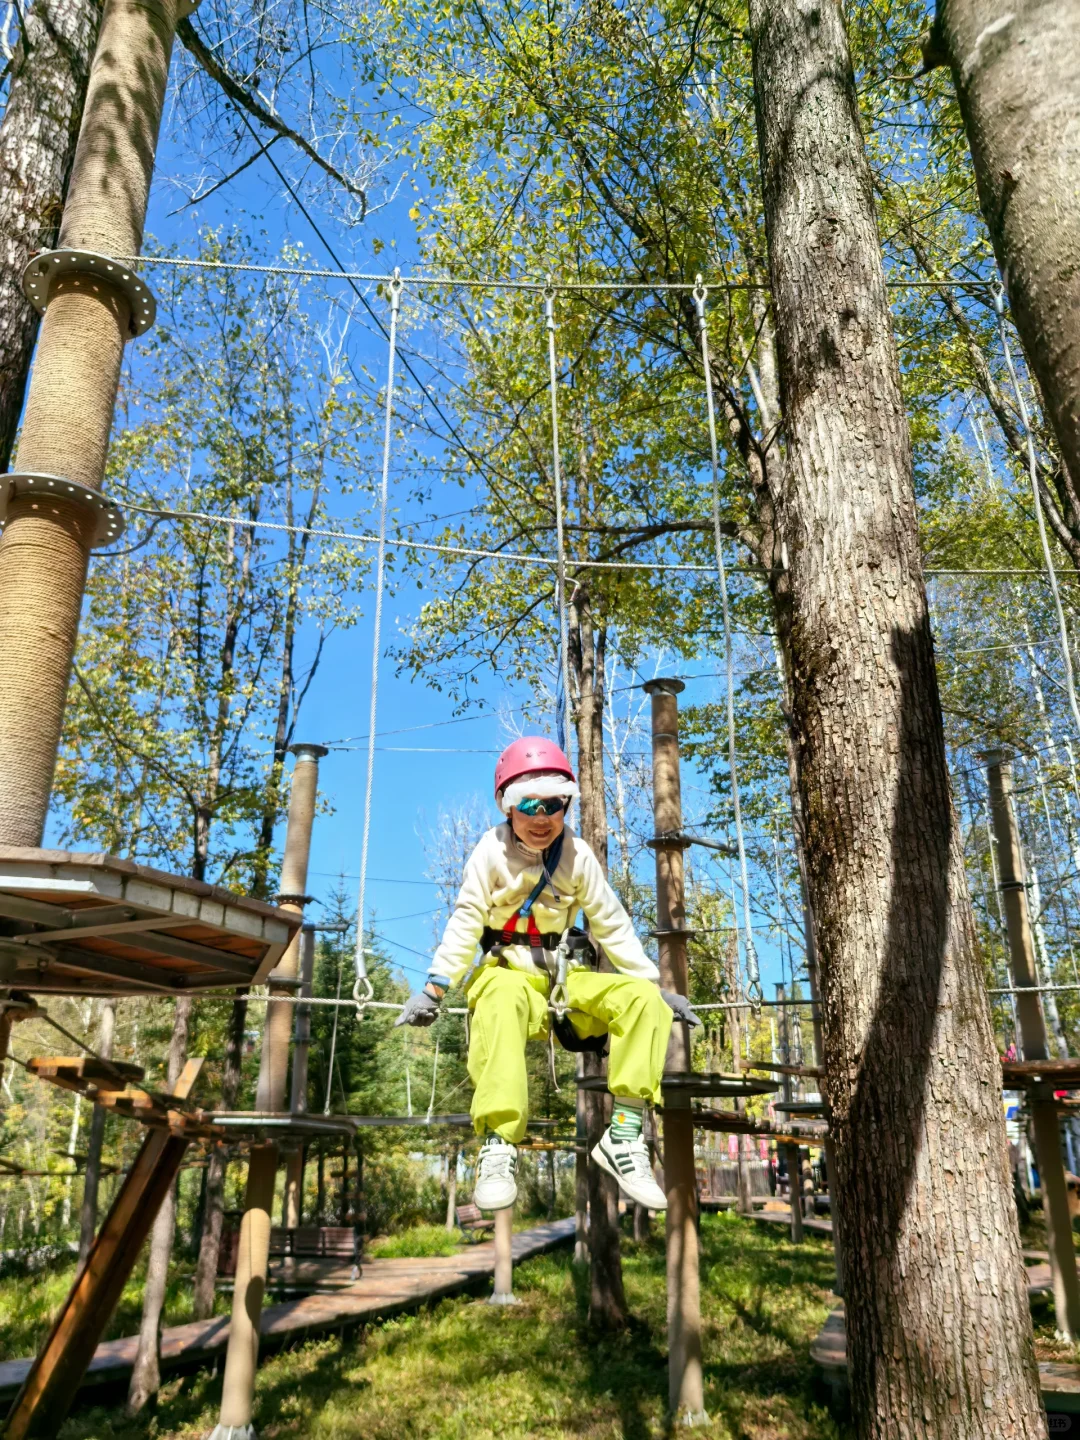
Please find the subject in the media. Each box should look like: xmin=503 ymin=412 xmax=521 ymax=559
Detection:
xmin=177 ymin=18 xmax=367 ymax=216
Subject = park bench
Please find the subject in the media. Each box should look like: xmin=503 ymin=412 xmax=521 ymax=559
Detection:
xmin=219 ymin=1224 xmax=361 ymax=1283
xmin=456 ymin=1203 xmax=495 ymax=1240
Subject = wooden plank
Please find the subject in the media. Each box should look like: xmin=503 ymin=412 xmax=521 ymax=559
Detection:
xmin=3 ymin=1061 xmax=204 ymax=1438
xmin=26 ymin=1057 xmax=144 ymax=1088
xmin=1003 ymin=1059 xmax=1080 ymax=1083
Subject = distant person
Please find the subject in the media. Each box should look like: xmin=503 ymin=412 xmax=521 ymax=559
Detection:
xmin=397 ymin=737 xmax=699 ymax=1211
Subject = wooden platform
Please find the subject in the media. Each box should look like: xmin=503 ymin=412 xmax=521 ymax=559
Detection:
xmin=811 ymin=1302 xmax=1080 ymax=1413
xmin=0 ymin=847 xmax=299 ymax=994
xmin=0 ymin=1217 xmax=576 ymax=1405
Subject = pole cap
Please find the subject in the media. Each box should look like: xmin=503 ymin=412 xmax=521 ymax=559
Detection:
xmin=643 ymin=677 xmax=685 ymax=696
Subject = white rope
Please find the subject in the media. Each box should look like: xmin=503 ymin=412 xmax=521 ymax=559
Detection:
xmin=991 ymin=284 xmax=1080 ymax=741
xmin=545 ymin=288 xmax=573 ymax=749
xmin=353 ymin=271 xmax=402 ymax=1007
xmin=695 ymin=277 xmax=761 ymax=1005
xmin=107 ymin=502 xmax=1080 ymax=582
xmin=109 ymin=251 xmax=994 ymax=293
xmin=426 ymin=1037 xmax=440 ymax=1121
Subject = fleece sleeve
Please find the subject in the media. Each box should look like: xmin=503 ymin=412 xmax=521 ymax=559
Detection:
xmin=576 ymin=842 xmax=659 ymax=981
xmin=427 ymin=834 xmax=493 ymax=989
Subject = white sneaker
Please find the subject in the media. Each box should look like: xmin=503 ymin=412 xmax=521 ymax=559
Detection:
xmin=474 ymin=1137 xmax=518 ymax=1210
xmin=591 ymin=1128 xmax=667 ymax=1210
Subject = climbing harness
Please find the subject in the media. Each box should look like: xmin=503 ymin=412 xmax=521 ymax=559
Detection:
xmin=693 ymin=276 xmax=762 ymax=1007
xmin=353 ymin=270 xmax=402 ymax=1014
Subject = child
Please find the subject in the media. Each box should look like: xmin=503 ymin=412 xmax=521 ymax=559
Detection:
xmin=397 ymin=737 xmax=699 ymax=1211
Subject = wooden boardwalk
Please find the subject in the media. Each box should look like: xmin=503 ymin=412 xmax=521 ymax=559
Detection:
xmin=811 ymin=1302 xmax=1080 ymax=1415
xmin=0 ymin=1217 xmax=576 ymax=1405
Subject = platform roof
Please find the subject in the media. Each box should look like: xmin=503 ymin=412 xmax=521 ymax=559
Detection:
xmin=0 ymin=847 xmax=299 ymax=995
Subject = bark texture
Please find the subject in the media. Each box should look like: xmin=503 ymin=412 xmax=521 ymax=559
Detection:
xmin=570 ymin=591 xmax=628 ymax=1330
xmin=748 ymin=0 xmax=1044 ymax=1433
xmin=192 ymin=994 xmax=247 ymax=1319
xmin=126 ymin=996 xmax=191 ymax=1414
xmin=77 ymin=998 xmax=114 ymax=1263
xmin=0 ymin=0 xmax=101 ymax=471
xmin=936 ymin=0 xmax=1080 ymax=499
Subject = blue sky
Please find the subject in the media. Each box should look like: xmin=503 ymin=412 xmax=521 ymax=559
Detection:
xmin=44 ymin=77 xmax=800 ymax=1006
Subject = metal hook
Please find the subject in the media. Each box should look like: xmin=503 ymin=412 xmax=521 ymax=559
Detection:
xmin=543 ymin=284 xmax=556 ymax=330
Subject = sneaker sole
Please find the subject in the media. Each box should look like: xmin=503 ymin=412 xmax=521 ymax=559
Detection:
xmin=473 ymin=1186 xmax=518 ymax=1212
xmin=591 ymin=1139 xmax=667 ymax=1211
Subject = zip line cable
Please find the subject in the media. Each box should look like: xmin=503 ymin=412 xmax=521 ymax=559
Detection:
xmin=108 ymin=499 xmax=1079 ymax=583
xmin=991 ymin=284 xmax=1080 ymax=742
xmin=694 ymin=276 xmax=761 ymax=1007
xmin=352 ymin=272 xmax=401 ymax=1010
xmin=112 ymin=250 xmax=998 ymax=295
xmin=545 ymin=288 xmax=573 ymax=751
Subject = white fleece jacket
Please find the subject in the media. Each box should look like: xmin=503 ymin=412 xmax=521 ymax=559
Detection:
xmin=428 ymin=823 xmax=658 ymax=989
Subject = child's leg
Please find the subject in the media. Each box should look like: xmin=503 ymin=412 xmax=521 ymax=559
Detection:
xmin=468 ymin=965 xmax=550 ymax=1143
xmin=564 ymin=970 xmax=673 ymax=1105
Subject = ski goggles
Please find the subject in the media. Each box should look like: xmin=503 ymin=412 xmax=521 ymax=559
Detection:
xmin=514 ymin=796 xmax=567 ymax=817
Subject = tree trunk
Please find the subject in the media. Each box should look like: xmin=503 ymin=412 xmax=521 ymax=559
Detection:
xmin=570 ymin=592 xmax=628 ymax=1329
xmin=935 ymin=0 xmax=1080 ymax=502
xmin=192 ymin=993 xmax=247 ymax=1320
xmin=126 ymin=996 xmax=191 ymax=1415
xmin=748 ymin=0 xmax=1044 ymax=1433
xmin=77 ymin=999 xmax=114 ymax=1264
xmin=0 ymin=0 xmax=101 ymax=471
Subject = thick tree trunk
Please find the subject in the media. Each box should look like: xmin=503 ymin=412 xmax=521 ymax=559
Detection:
xmin=126 ymin=997 xmax=191 ymax=1415
xmin=77 ymin=999 xmax=114 ymax=1264
xmin=192 ymin=994 xmax=247 ymax=1320
xmin=935 ymin=0 xmax=1080 ymax=502
xmin=748 ymin=0 xmax=1044 ymax=1433
xmin=0 ymin=0 xmax=101 ymax=471
xmin=570 ymin=597 xmax=628 ymax=1330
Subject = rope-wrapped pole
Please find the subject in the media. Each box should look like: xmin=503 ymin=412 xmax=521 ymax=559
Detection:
xmin=0 ymin=0 xmax=181 ymax=844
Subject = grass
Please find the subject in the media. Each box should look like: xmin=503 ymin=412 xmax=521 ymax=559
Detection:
xmin=366 ymin=1223 xmax=468 ymax=1258
xmin=54 ymin=1213 xmax=848 ymax=1439
xmin=0 ymin=1257 xmax=226 ymax=1363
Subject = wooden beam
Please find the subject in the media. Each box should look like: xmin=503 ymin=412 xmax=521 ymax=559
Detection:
xmin=13 ymin=914 xmax=186 ymax=944
xmin=3 ymin=1059 xmax=202 ymax=1438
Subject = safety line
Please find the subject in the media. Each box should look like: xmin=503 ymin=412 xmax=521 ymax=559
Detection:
xmin=111 ymin=251 xmax=997 ymax=294
xmin=695 ymin=276 xmax=761 ymax=1006
xmin=111 ymin=501 xmax=1074 ymax=583
xmin=992 ymin=284 xmax=1080 ymax=741
xmin=352 ymin=273 xmax=402 ymax=1007
xmin=545 ymin=288 xmax=573 ymax=749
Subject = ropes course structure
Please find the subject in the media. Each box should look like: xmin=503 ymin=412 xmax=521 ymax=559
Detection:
xmin=0 ymin=189 xmax=1077 ymax=1440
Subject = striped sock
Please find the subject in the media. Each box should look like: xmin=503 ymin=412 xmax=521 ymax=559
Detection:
xmin=610 ymin=1099 xmax=644 ymax=1141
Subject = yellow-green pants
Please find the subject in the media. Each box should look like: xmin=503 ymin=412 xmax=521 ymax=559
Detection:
xmin=467 ymin=965 xmax=673 ymax=1143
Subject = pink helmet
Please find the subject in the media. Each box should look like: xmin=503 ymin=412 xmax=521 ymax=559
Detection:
xmin=494 ymin=736 xmax=575 ymax=801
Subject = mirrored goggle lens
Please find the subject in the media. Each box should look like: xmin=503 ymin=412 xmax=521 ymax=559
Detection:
xmin=516 ymin=797 xmax=566 ymax=817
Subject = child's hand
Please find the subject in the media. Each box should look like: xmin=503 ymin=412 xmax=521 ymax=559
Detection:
xmin=395 ymin=991 xmax=441 ymax=1027
xmin=660 ymin=990 xmax=702 ymax=1028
